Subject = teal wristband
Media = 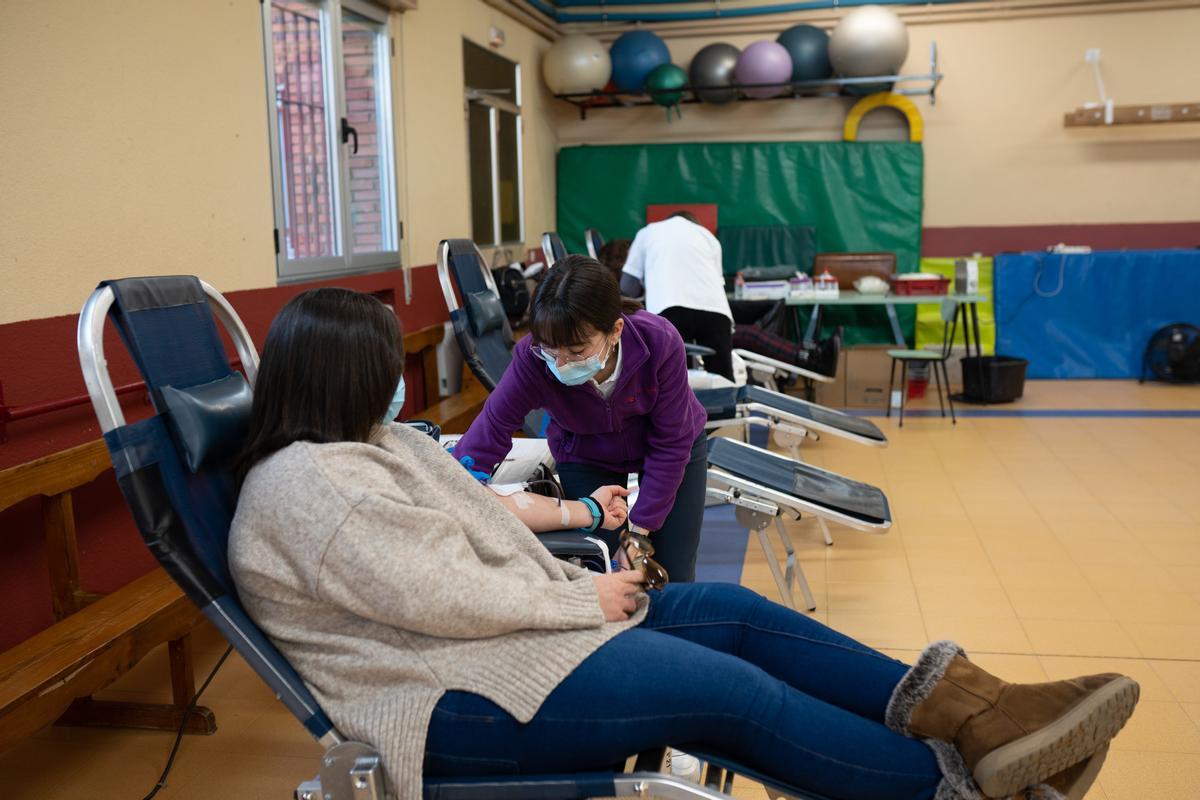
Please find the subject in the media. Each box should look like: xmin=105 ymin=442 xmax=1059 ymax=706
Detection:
xmin=578 ymin=496 xmax=602 ymax=533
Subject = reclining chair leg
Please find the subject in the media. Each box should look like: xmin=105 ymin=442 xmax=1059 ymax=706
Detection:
xmin=775 ymin=519 xmax=817 ymax=612
xmin=731 ymin=499 xmax=819 ymax=612
xmin=818 ymin=517 xmax=834 ymax=547
xmin=296 ymin=741 xmax=387 ymax=800
xmin=754 ymin=527 xmax=796 ymax=610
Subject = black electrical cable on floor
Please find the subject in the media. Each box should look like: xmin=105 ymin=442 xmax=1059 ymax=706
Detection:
xmin=141 ymin=644 xmax=234 ymax=800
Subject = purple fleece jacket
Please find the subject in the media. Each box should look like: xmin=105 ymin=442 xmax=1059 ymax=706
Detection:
xmin=453 ymin=311 xmax=708 ymax=531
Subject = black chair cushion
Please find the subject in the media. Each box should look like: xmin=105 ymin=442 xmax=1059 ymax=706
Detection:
xmin=467 ymin=291 xmax=507 ymax=338
xmin=161 ymin=373 xmax=253 ymax=473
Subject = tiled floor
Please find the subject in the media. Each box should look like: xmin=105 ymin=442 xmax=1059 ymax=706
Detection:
xmin=3 ymin=380 xmax=1199 ymax=799
xmin=729 ymin=380 xmax=1200 ymax=799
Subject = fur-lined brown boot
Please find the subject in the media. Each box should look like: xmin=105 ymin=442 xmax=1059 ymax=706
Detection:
xmin=887 ymin=642 xmax=1136 ymax=798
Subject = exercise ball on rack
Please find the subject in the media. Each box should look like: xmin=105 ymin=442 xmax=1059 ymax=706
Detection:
xmin=689 ymin=42 xmax=741 ymax=105
xmin=777 ymin=24 xmax=832 ymax=83
xmin=646 ymin=63 xmax=687 ymax=108
xmin=734 ymin=40 xmax=793 ymax=99
xmin=610 ymin=29 xmax=671 ymax=93
xmin=542 ymin=34 xmax=612 ymax=95
xmin=828 ymin=5 xmax=909 ymax=78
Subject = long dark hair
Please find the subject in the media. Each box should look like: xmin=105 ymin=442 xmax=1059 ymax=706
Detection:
xmin=529 ymin=255 xmax=641 ymax=348
xmin=236 ymin=288 xmax=404 ymax=482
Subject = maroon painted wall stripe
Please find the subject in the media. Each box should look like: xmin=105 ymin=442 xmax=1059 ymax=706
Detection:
xmin=922 ymin=222 xmax=1200 ymax=257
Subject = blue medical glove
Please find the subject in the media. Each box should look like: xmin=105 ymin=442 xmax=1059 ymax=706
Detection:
xmin=447 ymin=447 xmax=491 ymax=483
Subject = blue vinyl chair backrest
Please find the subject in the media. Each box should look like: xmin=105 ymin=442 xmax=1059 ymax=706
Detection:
xmin=442 ymin=240 xmax=549 ymax=439
xmin=548 ymin=233 xmax=566 ymax=261
xmin=445 ymin=240 xmax=515 ymax=392
xmin=584 ymin=229 xmax=604 ymax=260
xmin=543 ymin=232 xmax=567 ymax=266
xmin=96 ymin=276 xmax=336 ymax=741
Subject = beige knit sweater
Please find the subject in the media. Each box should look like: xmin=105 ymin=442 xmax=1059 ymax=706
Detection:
xmin=228 ymin=423 xmax=647 ymax=799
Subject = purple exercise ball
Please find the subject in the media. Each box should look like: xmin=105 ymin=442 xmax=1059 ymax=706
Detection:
xmin=734 ymin=40 xmax=793 ymax=99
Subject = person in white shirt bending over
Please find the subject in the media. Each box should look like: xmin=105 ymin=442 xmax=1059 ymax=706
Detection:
xmin=620 ymin=211 xmax=735 ymax=381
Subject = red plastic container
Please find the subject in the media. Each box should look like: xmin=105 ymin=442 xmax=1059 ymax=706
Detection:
xmin=890 ymin=276 xmax=951 ymax=296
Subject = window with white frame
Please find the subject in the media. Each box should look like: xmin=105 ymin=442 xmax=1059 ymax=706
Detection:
xmin=264 ymin=0 xmax=400 ymax=281
xmin=463 ymin=40 xmax=523 ymax=248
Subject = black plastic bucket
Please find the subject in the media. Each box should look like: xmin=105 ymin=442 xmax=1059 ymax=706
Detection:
xmin=960 ymin=356 xmax=1029 ymax=404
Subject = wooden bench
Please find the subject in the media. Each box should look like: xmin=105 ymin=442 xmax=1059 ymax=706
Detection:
xmin=422 ymin=374 xmax=488 ymax=434
xmin=404 ymin=323 xmax=486 ymax=434
xmin=0 ymin=439 xmax=212 ymax=752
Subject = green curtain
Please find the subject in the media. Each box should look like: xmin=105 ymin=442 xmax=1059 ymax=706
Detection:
xmin=718 ymin=225 xmax=816 ymax=276
xmin=557 ymin=141 xmax=924 ymax=345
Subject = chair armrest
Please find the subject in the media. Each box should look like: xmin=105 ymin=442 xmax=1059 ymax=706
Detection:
xmin=537 ymin=531 xmax=611 ymax=573
xmin=733 ymin=349 xmax=833 ymax=384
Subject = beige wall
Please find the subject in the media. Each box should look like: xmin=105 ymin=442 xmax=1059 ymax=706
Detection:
xmin=553 ymin=5 xmax=1200 ymax=229
xmin=395 ymin=0 xmax=558 ymax=268
xmin=0 ymin=0 xmax=277 ymax=325
xmin=0 ymin=0 xmax=559 ymax=325
xmin=3 ymin=2 xmax=1196 ymax=325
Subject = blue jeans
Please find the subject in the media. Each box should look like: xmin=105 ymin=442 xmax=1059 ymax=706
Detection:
xmin=557 ymin=432 xmax=708 ymax=583
xmin=425 ymin=583 xmax=942 ymax=800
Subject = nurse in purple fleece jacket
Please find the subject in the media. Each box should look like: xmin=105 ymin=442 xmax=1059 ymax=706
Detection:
xmin=452 ymin=255 xmax=709 ymax=582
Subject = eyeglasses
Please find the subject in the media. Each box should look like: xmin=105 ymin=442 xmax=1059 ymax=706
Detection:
xmin=621 ymin=531 xmax=669 ymax=590
xmin=530 ymin=343 xmax=601 ymax=364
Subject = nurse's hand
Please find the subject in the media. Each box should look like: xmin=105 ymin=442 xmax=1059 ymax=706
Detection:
xmin=589 ymin=485 xmax=630 ymax=529
xmin=593 ymin=570 xmax=645 ymax=622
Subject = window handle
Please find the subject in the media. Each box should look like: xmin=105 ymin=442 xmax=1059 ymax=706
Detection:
xmin=340 ymin=117 xmax=358 ymax=154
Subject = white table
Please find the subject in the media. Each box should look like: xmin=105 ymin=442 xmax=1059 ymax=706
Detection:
xmin=785 ymin=291 xmax=989 ymax=348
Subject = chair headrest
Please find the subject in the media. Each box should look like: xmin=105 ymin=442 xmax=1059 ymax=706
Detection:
xmin=466 ymin=290 xmax=507 ymax=338
xmin=161 ymin=373 xmax=253 ymax=473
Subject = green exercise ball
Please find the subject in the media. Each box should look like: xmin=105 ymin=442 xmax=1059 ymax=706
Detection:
xmin=646 ymin=63 xmax=687 ymax=108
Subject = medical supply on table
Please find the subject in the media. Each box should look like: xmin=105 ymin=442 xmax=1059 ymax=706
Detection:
xmin=814 ymin=269 xmax=840 ymax=299
xmin=789 ymin=272 xmax=815 ymax=299
xmin=741 ymin=279 xmax=792 ymax=301
xmin=853 ymin=275 xmax=890 ymax=295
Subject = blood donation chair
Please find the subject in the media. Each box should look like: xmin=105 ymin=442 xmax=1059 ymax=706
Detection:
xmin=584 ymin=228 xmax=605 ymax=260
xmin=541 ymin=231 xmax=567 ymax=267
xmin=705 ymin=437 xmax=891 ymax=612
xmin=697 ymin=384 xmax=887 ymax=458
xmin=437 ymin=240 xmax=894 ymax=612
xmin=77 ymin=275 xmax=823 ymax=800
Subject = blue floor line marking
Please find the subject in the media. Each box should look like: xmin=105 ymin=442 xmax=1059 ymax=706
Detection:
xmin=841 ymin=408 xmax=1200 ymax=419
xmin=694 ymin=504 xmax=749 ymax=585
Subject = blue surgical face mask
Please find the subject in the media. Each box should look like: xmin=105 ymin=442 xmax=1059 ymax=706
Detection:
xmin=539 ymin=339 xmax=612 ymax=386
xmin=381 ymin=375 xmax=406 ymax=424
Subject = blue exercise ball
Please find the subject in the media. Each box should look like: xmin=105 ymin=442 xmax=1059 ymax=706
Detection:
xmin=776 ymin=24 xmax=832 ymax=83
xmin=610 ymin=30 xmax=671 ymax=93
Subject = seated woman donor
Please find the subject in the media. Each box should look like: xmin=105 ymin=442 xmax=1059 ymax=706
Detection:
xmin=451 ymin=255 xmax=708 ymax=583
xmin=229 ymin=287 xmax=1138 ymax=800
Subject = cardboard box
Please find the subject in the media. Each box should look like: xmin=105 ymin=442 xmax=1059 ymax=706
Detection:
xmin=811 ymin=349 xmax=847 ymax=407
xmin=844 ymin=345 xmax=897 ymax=410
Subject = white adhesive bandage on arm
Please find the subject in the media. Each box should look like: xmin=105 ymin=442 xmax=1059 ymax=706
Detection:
xmin=489 ymin=483 xmax=528 ymax=497
xmin=560 ymin=501 xmax=571 ymax=527
xmin=509 ymin=491 xmax=532 ymax=509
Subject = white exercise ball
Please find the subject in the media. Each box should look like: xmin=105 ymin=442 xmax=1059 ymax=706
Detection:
xmin=542 ymin=34 xmax=611 ymax=94
xmin=828 ymin=5 xmax=909 ymax=78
